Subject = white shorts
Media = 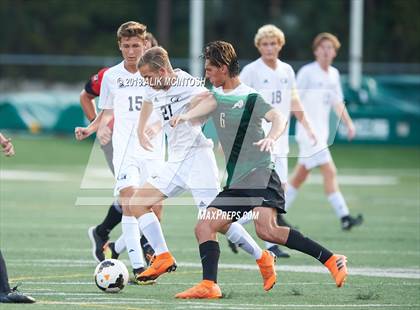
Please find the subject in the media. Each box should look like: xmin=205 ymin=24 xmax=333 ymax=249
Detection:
xmin=114 ymin=156 xmax=163 ymax=196
xmin=272 ymin=155 xmax=288 ymax=184
xmin=298 ymin=147 xmax=332 ymax=170
xmin=147 ymin=147 xmax=220 ymax=208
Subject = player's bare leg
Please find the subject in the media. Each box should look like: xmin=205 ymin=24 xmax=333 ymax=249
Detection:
xmin=128 ymin=183 xmax=177 ymax=283
xmin=320 ymin=161 xmax=363 ymax=230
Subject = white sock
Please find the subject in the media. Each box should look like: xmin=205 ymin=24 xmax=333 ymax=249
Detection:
xmin=285 ymin=185 xmax=298 ymax=211
xmin=265 ymin=241 xmax=277 ymax=249
xmin=138 ymin=212 xmax=168 ymax=255
xmin=121 ymin=215 xmax=144 ymax=269
xmin=327 ymin=192 xmax=350 ymax=218
xmin=225 ymin=222 xmax=263 ymax=260
xmin=114 ymin=235 xmax=126 ymax=254
xmin=236 ymin=215 xmax=252 ymax=226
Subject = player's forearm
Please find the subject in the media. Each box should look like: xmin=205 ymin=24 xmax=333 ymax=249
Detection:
xmin=292 ymin=98 xmax=313 ymax=134
xmin=335 ymin=102 xmax=354 ymax=128
xmin=88 ymin=110 xmax=105 ymax=133
xmin=138 ymin=102 xmax=153 ymax=134
xmin=80 ymin=90 xmax=98 ymax=122
xmin=185 ymin=94 xmax=217 ymax=121
xmin=265 ymin=109 xmax=287 ymax=141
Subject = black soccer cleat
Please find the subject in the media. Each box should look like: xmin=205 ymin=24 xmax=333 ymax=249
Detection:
xmin=104 ymin=242 xmax=119 ymax=259
xmin=227 ymin=239 xmax=239 ymax=254
xmin=88 ymin=226 xmax=108 ymax=262
xmin=341 ymin=214 xmax=364 ymax=231
xmin=0 ymin=286 xmax=35 ymax=303
xmin=267 ymin=245 xmax=290 ymax=258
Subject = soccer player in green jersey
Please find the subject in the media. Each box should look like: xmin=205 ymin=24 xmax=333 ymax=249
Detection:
xmin=171 ymin=41 xmax=349 ymax=299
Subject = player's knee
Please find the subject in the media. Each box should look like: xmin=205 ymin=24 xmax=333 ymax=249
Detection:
xmin=195 ymin=220 xmax=215 ymax=242
xmin=121 ymin=204 xmax=132 ymax=216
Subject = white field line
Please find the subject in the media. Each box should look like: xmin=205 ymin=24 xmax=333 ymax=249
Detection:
xmin=7 ymin=259 xmax=420 ymax=279
xmin=0 ymin=170 xmax=70 ymax=181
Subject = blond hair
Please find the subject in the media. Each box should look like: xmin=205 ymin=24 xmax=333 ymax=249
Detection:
xmin=254 ymin=24 xmax=285 ymax=48
xmin=137 ymin=46 xmax=171 ymax=71
xmin=312 ymin=32 xmax=341 ymax=51
xmin=117 ymin=21 xmax=147 ymax=42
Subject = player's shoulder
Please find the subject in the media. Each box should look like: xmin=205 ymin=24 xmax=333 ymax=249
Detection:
xmin=329 ymin=65 xmax=341 ymax=77
xmin=213 ymin=83 xmax=256 ymax=96
xmin=298 ymin=61 xmax=317 ymax=73
xmin=104 ymin=61 xmax=124 ymax=77
xmin=277 ymin=59 xmax=293 ymax=70
xmin=241 ymin=58 xmax=262 ymax=73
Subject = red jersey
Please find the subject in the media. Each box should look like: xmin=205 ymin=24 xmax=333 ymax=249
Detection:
xmin=83 ymin=67 xmax=114 ymax=128
xmin=84 ymin=67 xmax=109 ymax=97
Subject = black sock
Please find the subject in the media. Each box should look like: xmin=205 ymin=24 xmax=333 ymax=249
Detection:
xmin=0 ymin=251 xmax=11 ymax=294
xmin=199 ymin=241 xmax=220 ymax=283
xmin=140 ymin=235 xmax=149 ymax=248
xmin=285 ymin=229 xmax=333 ymax=264
xmin=96 ymin=201 xmax=123 ymax=239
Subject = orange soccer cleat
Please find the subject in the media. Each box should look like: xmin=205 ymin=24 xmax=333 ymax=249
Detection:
xmin=324 ymin=254 xmax=348 ymax=287
xmin=175 ymin=280 xmax=222 ymax=299
xmin=135 ymin=252 xmax=177 ymax=283
xmin=256 ymin=250 xmax=277 ymax=291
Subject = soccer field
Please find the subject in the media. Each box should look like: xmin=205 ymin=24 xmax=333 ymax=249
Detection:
xmin=0 ymin=136 xmax=419 ymax=309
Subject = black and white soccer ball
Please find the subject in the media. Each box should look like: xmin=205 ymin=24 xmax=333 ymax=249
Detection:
xmin=94 ymin=259 xmax=129 ymax=293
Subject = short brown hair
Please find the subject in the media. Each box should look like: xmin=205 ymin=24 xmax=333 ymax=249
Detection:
xmin=137 ymin=46 xmax=171 ymax=71
xmin=145 ymin=32 xmax=158 ymax=47
xmin=203 ymin=41 xmax=239 ymax=77
xmin=117 ymin=21 xmax=147 ymax=42
xmin=312 ymin=32 xmax=341 ymax=51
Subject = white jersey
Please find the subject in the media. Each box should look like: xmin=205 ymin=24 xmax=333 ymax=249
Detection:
xmin=240 ymin=58 xmax=296 ymax=155
xmin=98 ymin=61 xmax=164 ymax=162
xmin=144 ymin=69 xmax=213 ymax=162
xmin=295 ymin=61 xmax=343 ymax=150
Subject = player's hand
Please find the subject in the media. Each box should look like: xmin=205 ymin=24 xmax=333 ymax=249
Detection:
xmin=253 ymin=137 xmax=275 ymax=152
xmin=139 ymin=132 xmax=154 ymax=151
xmin=347 ymin=123 xmax=356 ymax=141
xmin=74 ymin=127 xmax=92 ymax=141
xmin=144 ymin=121 xmax=161 ymax=140
xmin=97 ymin=125 xmax=112 ymax=146
xmin=1 ymin=138 xmax=15 ymax=157
xmin=170 ymin=114 xmax=189 ymax=128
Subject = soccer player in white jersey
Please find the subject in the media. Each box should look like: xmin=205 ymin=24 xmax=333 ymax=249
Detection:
xmin=286 ymin=33 xmax=363 ymax=230
xmin=75 ymin=21 xmax=165 ymax=280
xmin=127 ymin=46 xmax=276 ymax=286
xmin=238 ymin=25 xmax=317 ymax=258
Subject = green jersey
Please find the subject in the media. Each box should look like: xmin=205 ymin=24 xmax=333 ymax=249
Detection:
xmin=211 ymin=83 xmax=274 ymax=187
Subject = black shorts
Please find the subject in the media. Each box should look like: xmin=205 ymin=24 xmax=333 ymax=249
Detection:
xmin=207 ymin=168 xmax=285 ymax=221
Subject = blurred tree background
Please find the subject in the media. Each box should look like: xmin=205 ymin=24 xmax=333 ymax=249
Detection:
xmin=0 ymin=0 xmax=419 ymax=82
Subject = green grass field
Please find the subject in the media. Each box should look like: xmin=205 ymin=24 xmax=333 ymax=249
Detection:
xmin=0 ymin=135 xmax=419 ymax=309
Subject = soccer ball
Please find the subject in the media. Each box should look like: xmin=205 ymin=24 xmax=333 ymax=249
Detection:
xmin=94 ymin=259 xmax=129 ymax=293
